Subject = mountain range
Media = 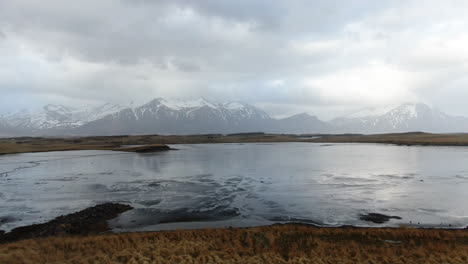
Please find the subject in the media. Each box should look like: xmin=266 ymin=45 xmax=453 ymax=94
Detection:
xmin=1 ymin=99 xmax=467 ymax=137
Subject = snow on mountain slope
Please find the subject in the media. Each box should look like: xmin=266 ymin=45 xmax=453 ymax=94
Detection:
xmin=332 ymin=103 xmax=468 ymax=133
xmin=0 ymin=103 xmax=130 ymax=130
xmin=159 ymin=98 xmax=218 ymax=110
xmin=112 ymin=98 xmax=270 ymax=122
xmin=3 ymin=99 xmax=466 ymax=136
xmin=137 ymin=98 xmax=270 ymax=120
xmin=345 ymin=105 xmax=397 ymax=119
xmin=370 ymin=103 xmax=444 ymax=130
xmin=220 ymin=101 xmax=271 ymax=122
xmin=83 ymin=103 xmax=133 ymax=123
xmin=78 ymin=98 xmax=273 ymax=135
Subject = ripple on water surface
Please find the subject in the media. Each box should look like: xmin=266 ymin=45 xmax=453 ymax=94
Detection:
xmin=1 ymin=143 xmax=468 ymax=232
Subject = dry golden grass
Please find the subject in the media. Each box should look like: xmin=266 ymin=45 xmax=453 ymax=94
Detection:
xmin=1 ymin=224 xmax=467 ymax=264
xmin=0 ymin=134 xmax=300 ymax=155
xmin=314 ymin=132 xmax=468 ymax=146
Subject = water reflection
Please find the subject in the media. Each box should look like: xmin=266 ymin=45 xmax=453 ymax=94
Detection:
xmin=1 ymin=143 xmax=468 ymax=232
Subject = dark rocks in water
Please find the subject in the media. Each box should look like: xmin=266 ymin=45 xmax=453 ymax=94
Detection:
xmin=154 ymin=206 xmax=240 ymax=224
xmin=113 ymin=206 xmax=240 ymax=229
xmin=116 ymin=144 xmax=172 ymax=153
xmin=0 ymin=216 xmax=15 ymax=225
xmin=148 ymin=182 xmax=162 ymax=187
xmin=0 ymin=203 xmax=133 ymax=243
xmin=360 ymin=213 xmax=402 ymax=224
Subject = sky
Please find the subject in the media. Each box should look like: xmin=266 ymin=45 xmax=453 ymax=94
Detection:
xmin=1 ymin=0 xmax=468 ymax=120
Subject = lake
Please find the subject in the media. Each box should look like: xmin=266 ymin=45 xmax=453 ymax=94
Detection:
xmin=1 ymin=143 xmax=467 ymax=232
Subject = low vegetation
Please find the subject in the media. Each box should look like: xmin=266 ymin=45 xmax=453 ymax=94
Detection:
xmin=0 ymin=224 xmax=467 ymax=264
xmin=3 ymin=132 xmax=468 ymax=155
xmin=0 ymin=134 xmax=296 ymax=155
xmin=313 ymin=132 xmax=468 ymax=146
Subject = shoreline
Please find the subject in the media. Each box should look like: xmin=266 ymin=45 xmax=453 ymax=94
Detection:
xmin=1 ymin=203 xmax=467 ymax=264
xmin=3 ymin=132 xmax=468 ymax=155
xmin=2 ymin=134 xmax=468 ymax=263
xmin=2 ymin=203 xmax=466 ymax=242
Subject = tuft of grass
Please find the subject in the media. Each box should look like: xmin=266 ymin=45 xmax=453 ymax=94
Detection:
xmin=0 ymin=224 xmax=467 ymax=264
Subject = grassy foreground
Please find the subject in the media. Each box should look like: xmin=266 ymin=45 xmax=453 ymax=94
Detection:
xmin=1 ymin=225 xmax=467 ymax=264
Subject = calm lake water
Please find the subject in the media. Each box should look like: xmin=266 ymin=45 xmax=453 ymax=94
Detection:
xmin=1 ymin=143 xmax=468 ymax=232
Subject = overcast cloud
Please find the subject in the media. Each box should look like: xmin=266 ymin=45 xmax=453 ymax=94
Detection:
xmin=1 ymin=0 xmax=468 ymax=119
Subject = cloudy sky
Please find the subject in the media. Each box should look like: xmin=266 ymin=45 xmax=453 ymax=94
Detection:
xmin=1 ymin=0 xmax=468 ymax=119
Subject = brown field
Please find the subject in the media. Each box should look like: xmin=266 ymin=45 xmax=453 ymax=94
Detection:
xmin=2 ymin=132 xmax=468 ymax=155
xmin=313 ymin=132 xmax=468 ymax=146
xmin=0 ymin=134 xmax=296 ymax=155
xmin=1 ymin=224 xmax=467 ymax=264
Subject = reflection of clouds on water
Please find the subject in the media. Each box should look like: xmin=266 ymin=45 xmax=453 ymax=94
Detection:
xmin=1 ymin=143 xmax=468 ymax=232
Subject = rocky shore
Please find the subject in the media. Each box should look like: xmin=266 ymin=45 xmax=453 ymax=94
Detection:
xmin=115 ymin=144 xmax=172 ymax=152
xmin=0 ymin=203 xmax=133 ymax=243
xmin=1 ymin=205 xmax=467 ymax=263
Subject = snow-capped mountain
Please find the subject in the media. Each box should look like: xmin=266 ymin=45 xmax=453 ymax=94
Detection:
xmin=78 ymin=98 xmax=274 ymax=135
xmin=331 ymin=103 xmax=468 ymax=133
xmin=80 ymin=103 xmax=133 ymax=124
xmin=343 ymin=105 xmax=398 ymax=119
xmin=2 ymin=100 xmax=468 ymax=136
xmin=0 ymin=103 xmax=130 ymax=132
xmin=1 ymin=105 xmax=79 ymax=130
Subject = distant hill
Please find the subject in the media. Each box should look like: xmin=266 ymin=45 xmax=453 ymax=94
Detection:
xmin=1 ymin=100 xmax=468 ymax=136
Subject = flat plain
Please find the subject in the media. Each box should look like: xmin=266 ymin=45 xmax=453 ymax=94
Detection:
xmin=3 ymin=132 xmax=468 ymax=155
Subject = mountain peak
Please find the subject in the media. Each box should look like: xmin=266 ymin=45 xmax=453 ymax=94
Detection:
xmin=142 ymin=98 xmax=219 ymax=110
xmin=387 ymin=102 xmax=435 ymax=119
xmin=3 ymin=99 xmax=467 ymax=136
xmin=331 ymin=102 xmax=459 ymax=133
xmin=397 ymin=102 xmax=431 ymax=110
xmin=345 ymin=105 xmax=396 ymax=119
xmin=222 ymin=101 xmax=248 ymax=110
xmin=289 ymin=113 xmax=316 ymax=119
xmin=341 ymin=102 xmax=432 ymax=121
xmin=43 ymin=104 xmax=72 ymax=113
